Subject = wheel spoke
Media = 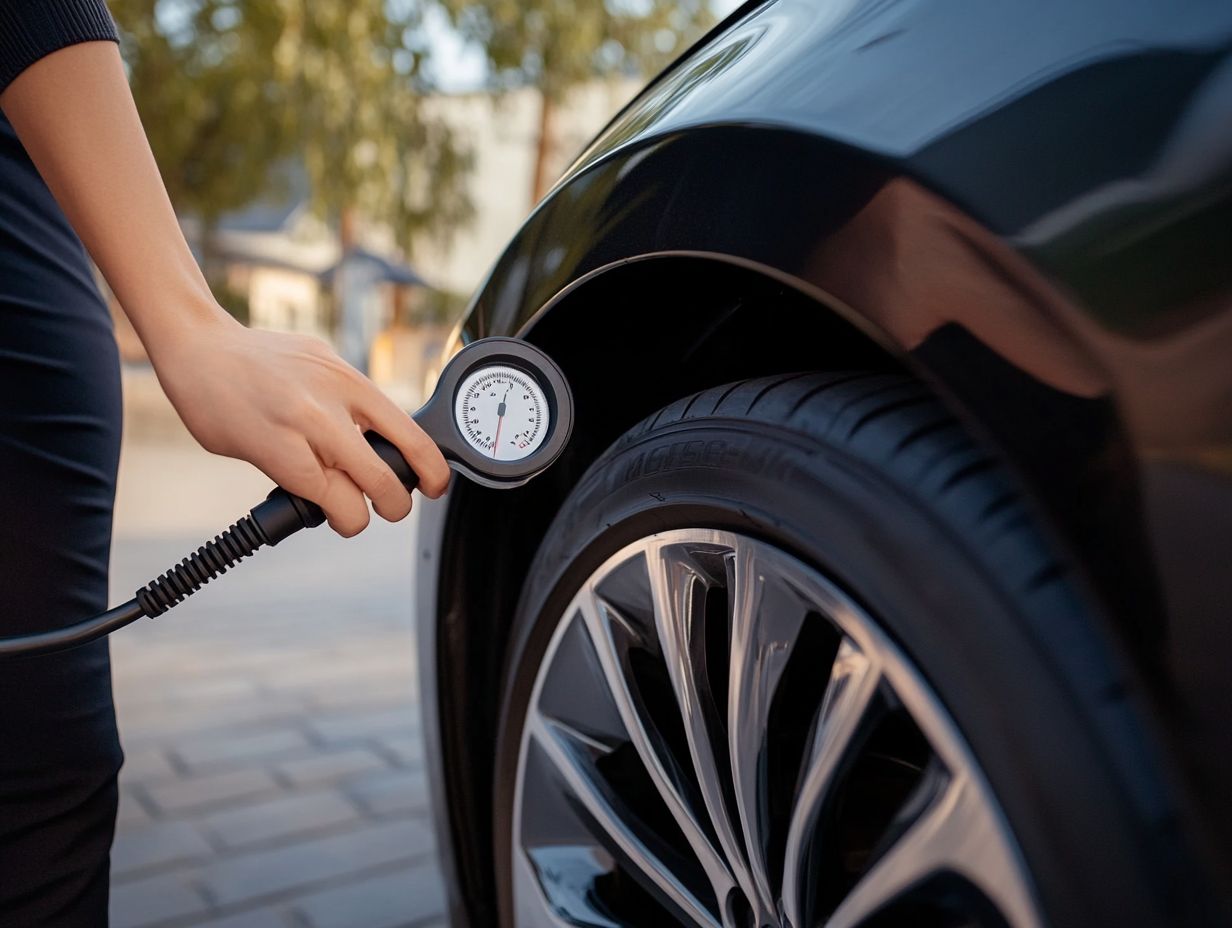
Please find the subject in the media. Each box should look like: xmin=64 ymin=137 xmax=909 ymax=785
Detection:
xmin=726 ymin=539 xmax=811 ymax=917
xmin=781 ymin=638 xmax=881 ymax=928
xmin=529 ymin=715 xmax=720 ymax=928
xmin=647 ymin=541 xmax=765 ymax=917
xmin=513 ymin=850 xmax=596 ymax=928
xmin=578 ymin=584 xmax=737 ymax=904
xmin=825 ymin=775 xmax=1038 ymax=928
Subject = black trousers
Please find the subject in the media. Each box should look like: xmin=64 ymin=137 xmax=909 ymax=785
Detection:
xmin=0 ymin=111 xmax=123 ymax=924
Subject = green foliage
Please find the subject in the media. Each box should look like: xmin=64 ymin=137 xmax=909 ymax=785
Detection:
xmin=109 ymin=0 xmax=473 ymax=249
xmin=272 ymin=0 xmax=473 ymax=244
xmin=110 ymin=0 xmax=288 ymax=226
xmin=441 ymin=0 xmax=717 ymax=100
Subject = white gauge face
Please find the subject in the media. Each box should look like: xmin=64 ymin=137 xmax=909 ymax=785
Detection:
xmin=454 ymin=365 xmax=551 ymax=462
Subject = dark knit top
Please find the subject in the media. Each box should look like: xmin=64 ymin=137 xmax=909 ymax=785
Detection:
xmin=0 ymin=1 xmax=118 ymax=94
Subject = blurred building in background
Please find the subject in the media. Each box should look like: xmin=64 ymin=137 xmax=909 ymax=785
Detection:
xmin=188 ymin=194 xmax=336 ymax=338
xmin=413 ymin=79 xmax=640 ymax=297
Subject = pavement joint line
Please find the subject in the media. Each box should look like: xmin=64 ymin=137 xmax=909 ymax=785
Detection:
xmin=368 ymin=737 xmax=424 ymax=770
xmin=122 ymin=785 xmax=162 ymax=822
xmin=166 ymin=750 xmax=193 ymax=779
xmin=200 ymin=829 xmax=229 ymax=856
xmin=366 ymin=738 xmax=398 ymax=767
xmin=124 ymin=783 xmax=162 ymax=821
xmin=298 ymin=721 xmax=330 ymax=751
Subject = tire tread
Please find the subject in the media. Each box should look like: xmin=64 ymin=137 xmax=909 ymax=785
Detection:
xmin=632 ymin=373 xmax=1115 ymax=698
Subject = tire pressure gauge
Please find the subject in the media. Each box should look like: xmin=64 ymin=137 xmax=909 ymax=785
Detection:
xmin=0 ymin=336 xmax=574 ymax=659
xmin=414 ymin=337 xmax=573 ymax=489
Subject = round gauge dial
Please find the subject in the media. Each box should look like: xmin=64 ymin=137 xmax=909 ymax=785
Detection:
xmin=454 ymin=365 xmax=551 ymax=462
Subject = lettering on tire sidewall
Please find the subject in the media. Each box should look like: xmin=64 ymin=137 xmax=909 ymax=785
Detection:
xmin=618 ymin=435 xmax=792 ymax=484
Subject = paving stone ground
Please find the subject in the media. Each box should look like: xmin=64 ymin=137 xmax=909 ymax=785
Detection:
xmin=108 ymin=438 xmax=447 ymax=928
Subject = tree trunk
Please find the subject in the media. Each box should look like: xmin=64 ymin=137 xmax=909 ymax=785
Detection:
xmin=391 ymin=283 xmax=411 ymax=327
xmin=338 ymin=205 xmax=358 ymax=251
xmin=531 ymin=90 xmax=557 ymax=204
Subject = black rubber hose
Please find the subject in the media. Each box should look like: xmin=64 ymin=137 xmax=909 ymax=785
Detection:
xmin=0 ymin=599 xmax=145 ymax=659
xmin=0 ymin=431 xmax=416 ymax=660
xmin=0 ymin=494 xmax=312 ymax=659
xmin=136 ymin=514 xmax=269 ymax=617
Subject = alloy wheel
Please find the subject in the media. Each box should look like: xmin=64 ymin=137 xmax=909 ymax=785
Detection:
xmin=512 ymin=529 xmax=1044 ymax=928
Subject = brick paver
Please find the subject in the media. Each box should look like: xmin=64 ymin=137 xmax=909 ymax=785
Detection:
xmin=112 ymin=822 xmax=214 ymax=879
xmin=198 ymin=792 xmax=361 ymax=851
xmin=173 ymin=729 xmax=314 ymax=773
xmin=108 ymin=466 xmax=447 ymax=928
xmin=276 ymin=748 xmax=389 ymax=788
xmin=346 ymin=770 xmax=430 ymax=818
xmin=143 ymin=768 xmax=283 ymax=816
xmin=201 ymin=819 xmax=434 ymax=908
xmin=111 ymin=872 xmax=210 ymax=928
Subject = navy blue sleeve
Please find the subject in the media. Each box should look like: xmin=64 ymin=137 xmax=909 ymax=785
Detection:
xmin=0 ymin=1 xmax=118 ymax=94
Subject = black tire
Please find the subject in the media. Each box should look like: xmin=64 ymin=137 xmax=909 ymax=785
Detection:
xmin=493 ymin=371 xmax=1196 ymax=928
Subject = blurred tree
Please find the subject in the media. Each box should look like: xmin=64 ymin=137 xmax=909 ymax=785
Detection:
xmin=109 ymin=0 xmax=292 ymax=271
xmin=273 ymin=0 xmax=472 ymax=250
xmin=441 ymin=0 xmax=716 ymax=201
xmin=109 ymin=0 xmax=472 ymax=265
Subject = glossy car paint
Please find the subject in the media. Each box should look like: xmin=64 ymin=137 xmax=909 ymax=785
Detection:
xmin=418 ymin=1 xmax=1232 ymax=923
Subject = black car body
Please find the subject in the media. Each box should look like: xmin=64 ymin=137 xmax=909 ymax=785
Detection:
xmin=415 ymin=1 xmax=1232 ymax=925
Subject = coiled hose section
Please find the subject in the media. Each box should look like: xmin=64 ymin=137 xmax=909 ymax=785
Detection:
xmin=0 ymin=432 xmax=411 ymax=660
xmin=137 ymin=516 xmax=266 ymax=616
xmin=0 ymin=516 xmax=272 ymax=660
xmin=0 ymin=489 xmax=316 ymax=660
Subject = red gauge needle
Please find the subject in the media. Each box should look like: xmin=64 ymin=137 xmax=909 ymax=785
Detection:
xmin=492 ymin=389 xmax=509 ymax=458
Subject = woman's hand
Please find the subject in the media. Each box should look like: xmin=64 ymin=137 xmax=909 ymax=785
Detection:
xmin=150 ymin=311 xmax=451 ymax=537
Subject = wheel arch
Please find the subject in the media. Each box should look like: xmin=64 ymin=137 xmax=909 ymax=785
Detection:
xmin=430 ymin=251 xmax=1166 ymax=926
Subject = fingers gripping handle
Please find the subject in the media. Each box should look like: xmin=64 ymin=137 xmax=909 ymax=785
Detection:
xmin=254 ymin=431 xmax=420 ymax=545
xmin=135 ymin=432 xmax=419 ymax=616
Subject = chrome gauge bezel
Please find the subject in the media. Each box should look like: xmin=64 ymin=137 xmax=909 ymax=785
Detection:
xmin=412 ymin=337 xmax=574 ymax=489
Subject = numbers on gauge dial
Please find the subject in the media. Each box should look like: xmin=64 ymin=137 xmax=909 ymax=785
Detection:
xmin=454 ymin=365 xmax=550 ymax=462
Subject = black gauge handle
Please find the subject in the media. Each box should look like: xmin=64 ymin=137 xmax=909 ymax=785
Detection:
xmin=256 ymin=432 xmax=416 ymax=544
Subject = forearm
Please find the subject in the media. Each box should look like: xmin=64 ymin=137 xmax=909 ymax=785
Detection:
xmin=0 ymin=41 xmax=229 ymax=353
